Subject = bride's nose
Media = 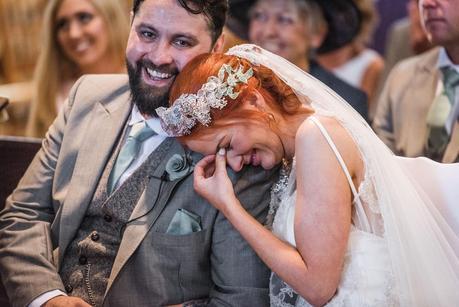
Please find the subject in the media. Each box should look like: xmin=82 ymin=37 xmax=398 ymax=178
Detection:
xmin=226 ymin=154 xmax=244 ymax=172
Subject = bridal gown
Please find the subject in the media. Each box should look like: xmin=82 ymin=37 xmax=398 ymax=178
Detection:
xmin=269 ymin=116 xmax=457 ymax=307
xmin=224 ymin=43 xmax=459 ymax=307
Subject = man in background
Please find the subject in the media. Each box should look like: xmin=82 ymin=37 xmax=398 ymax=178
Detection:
xmin=374 ymin=0 xmax=459 ymax=162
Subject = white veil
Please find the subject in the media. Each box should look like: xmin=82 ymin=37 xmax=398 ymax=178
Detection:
xmin=227 ymin=44 xmax=459 ymax=305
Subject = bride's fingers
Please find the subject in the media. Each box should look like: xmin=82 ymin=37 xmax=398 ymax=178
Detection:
xmin=194 ymin=155 xmax=216 ymax=181
xmin=215 ymin=148 xmax=227 ymax=174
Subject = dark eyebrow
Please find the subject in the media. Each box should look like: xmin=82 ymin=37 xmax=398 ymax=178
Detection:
xmin=171 ymin=33 xmax=198 ymax=43
xmin=135 ymin=23 xmax=157 ymax=32
xmin=135 ymin=23 xmax=198 ymax=42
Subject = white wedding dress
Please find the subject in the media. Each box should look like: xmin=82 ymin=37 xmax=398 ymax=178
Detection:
xmin=227 ymin=44 xmax=459 ymax=307
xmin=270 ymin=116 xmax=459 ymax=306
xmin=270 ymin=116 xmax=397 ymax=306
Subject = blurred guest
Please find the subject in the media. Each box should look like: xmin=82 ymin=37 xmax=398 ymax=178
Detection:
xmin=248 ymin=0 xmax=368 ymax=120
xmin=316 ymin=0 xmax=384 ymax=109
xmin=372 ymin=0 xmax=409 ymax=55
xmin=382 ymin=0 xmax=432 ymax=84
xmin=0 ymin=0 xmax=47 ymax=84
xmin=26 ymin=0 xmax=129 ymax=138
xmin=222 ymin=0 xmax=255 ymax=51
xmin=374 ymin=0 xmax=433 ymax=118
xmin=0 ymin=0 xmax=47 ymax=136
xmin=374 ymin=0 xmax=459 ymax=163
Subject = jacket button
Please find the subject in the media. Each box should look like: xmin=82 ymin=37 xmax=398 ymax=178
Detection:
xmin=65 ymin=284 xmax=73 ymax=293
xmin=104 ymin=214 xmax=112 ymax=222
xmin=79 ymin=255 xmax=87 ymax=265
xmin=91 ymin=232 xmax=100 ymax=242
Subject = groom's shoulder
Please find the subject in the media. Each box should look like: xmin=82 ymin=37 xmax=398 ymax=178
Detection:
xmin=69 ymin=74 xmax=130 ymax=106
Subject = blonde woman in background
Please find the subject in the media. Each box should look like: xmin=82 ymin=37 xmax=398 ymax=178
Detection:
xmin=26 ymin=0 xmax=129 ymax=137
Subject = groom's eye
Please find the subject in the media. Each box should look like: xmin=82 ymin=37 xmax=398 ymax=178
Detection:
xmin=174 ymin=39 xmax=192 ymax=48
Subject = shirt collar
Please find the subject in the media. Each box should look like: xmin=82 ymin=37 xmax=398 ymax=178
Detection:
xmin=437 ymin=47 xmax=459 ymax=73
xmin=129 ymin=105 xmax=170 ymax=137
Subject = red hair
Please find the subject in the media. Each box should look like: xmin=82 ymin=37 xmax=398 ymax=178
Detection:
xmin=169 ymin=53 xmax=313 ymax=141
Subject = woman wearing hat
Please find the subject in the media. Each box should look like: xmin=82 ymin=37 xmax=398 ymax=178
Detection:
xmin=316 ymin=0 xmax=384 ymax=111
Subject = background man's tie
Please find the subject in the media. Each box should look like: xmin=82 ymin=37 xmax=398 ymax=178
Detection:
xmin=108 ymin=121 xmax=156 ymax=194
xmin=426 ymin=66 xmax=459 ymax=159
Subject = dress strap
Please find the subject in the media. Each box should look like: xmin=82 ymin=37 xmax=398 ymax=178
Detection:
xmin=308 ymin=116 xmax=362 ymax=207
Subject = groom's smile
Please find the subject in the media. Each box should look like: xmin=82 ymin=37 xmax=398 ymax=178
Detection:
xmin=141 ymin=61 xmax=178 ymax=88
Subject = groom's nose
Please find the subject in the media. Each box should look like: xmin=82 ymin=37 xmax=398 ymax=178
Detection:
xmin=147 ymin=40 xmax=174 ymax=67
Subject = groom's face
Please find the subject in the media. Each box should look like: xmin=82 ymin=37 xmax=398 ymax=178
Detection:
xmin=126 ymin=0 xmax=223 ymax=117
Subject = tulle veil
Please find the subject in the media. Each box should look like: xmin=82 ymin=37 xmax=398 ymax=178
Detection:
xmin=227 ymin=44 xmax=459 ymax=305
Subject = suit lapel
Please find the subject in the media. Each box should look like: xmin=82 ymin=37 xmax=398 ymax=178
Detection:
xmin=402 ymin=50 xmax=440 ymax=152
xmin=106 ymin=140 xmax=190 ymax=293
xmin=59 ymin=92 xmax=132 ymax=265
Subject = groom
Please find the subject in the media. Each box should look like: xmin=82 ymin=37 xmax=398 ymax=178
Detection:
xmin=0 ymin=0 xmax=276 ymax=306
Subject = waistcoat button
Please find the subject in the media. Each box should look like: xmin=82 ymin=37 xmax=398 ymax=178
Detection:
xmin=104 ymin=214 xmax=112 ymax=222
xmin=79 ymin=255 xmax=88 ymax=265
xmin=91 ymin=232 xmax=100 ymax=242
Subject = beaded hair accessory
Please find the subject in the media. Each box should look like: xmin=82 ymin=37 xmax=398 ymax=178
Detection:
xmin=156 ymin=63 xmax=253 ymax=136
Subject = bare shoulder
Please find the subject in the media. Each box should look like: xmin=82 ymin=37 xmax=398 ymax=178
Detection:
xmin=295 ymin=116 xmax=363 ymax=179
xmin=296 ymin=116 xmax=352 ymax=151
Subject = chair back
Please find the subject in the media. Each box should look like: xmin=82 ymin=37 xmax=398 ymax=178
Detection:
xmin=0 ymin=136 xmax=41 ymax=209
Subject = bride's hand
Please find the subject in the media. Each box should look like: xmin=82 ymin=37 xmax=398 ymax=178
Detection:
xmin=194 ymin=148 xmax=238 ymax=212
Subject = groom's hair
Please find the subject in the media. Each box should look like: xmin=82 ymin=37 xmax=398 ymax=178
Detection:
xmin=132 ymin=0 xmax=228 ymax=45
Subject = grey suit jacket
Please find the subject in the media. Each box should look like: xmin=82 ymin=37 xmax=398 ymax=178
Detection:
xmin=0 ymin=75 xmax=277 ymax=307
xmin=373 ymin=48 xmax=441 ymax=157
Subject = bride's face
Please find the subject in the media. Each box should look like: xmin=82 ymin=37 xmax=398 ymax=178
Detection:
xmin=184 ymin=120 xmax=285 ymax=172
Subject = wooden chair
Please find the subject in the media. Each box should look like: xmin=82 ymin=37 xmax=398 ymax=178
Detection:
xmin=0 ymin=136 xmax=41 ymax=209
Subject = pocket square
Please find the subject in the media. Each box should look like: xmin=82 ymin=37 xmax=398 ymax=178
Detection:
xmin=166 ymin=208 xmax=202 ymax=235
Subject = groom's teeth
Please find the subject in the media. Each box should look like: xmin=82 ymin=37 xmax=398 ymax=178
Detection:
xmin=146 ymin=68 xmax=172 ymax=79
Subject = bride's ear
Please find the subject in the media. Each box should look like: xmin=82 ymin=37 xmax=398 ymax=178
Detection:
xmin=242 ymin=89 xmax=268 ymax=112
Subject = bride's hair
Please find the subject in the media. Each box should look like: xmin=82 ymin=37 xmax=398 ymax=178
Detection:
xmin=169 ymin=53 xmax=312 ymax=140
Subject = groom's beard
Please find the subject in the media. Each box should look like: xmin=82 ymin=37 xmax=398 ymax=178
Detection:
xmin=126 ymin=58 xmax=179 ymax=117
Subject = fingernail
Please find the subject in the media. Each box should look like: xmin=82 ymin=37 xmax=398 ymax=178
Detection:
xmin=218 ymin=148 xmax=226 ymax=156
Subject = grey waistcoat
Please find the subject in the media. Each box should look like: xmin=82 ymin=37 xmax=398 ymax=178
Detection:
xmin=59 ymin=135 xmax=173 ymax=306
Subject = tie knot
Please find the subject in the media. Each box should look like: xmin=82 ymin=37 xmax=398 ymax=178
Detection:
xmin=441 ymin=66 xmax=459 ymax=88
xmin=129 ymin=121 xmax=156 ymax=142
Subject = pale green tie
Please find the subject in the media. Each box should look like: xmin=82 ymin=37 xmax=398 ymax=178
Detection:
xmin=108 ymin=121 xmax=156 ymax=194
xmin=426 ymin=66 xmax=459 ymax=159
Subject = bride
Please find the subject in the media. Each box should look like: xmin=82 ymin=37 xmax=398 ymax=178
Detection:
xmin=157 ymin=44 xmax=459 ymax=306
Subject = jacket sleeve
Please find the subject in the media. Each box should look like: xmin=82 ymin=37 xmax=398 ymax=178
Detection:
xmin=207 ymin=166 xmax=278 ymax=307
xmin=0 ymin=77 xmax=86 ymax=307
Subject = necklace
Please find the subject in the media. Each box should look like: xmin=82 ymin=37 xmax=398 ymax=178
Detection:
xmin=266 ymin=157 xmax=293 ymax=228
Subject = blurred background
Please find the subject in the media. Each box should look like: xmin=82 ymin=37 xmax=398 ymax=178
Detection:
xmin=0 ymin=0 xmax=412 ymax=137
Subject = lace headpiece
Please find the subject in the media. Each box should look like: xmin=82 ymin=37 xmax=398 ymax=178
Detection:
xmin=156 ymin=63 xmax=253 ymax=136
